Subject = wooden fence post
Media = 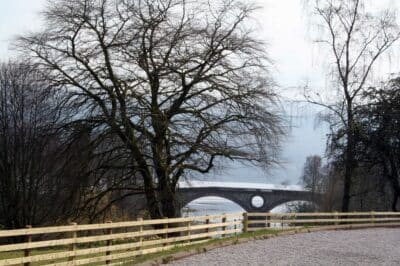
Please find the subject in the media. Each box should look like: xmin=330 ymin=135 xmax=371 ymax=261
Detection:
xmin=205 ymin=215 xmax=211 ymax=240
xmin=221 ymin=214 xmax=227 ymax=237
xmin=24 ymin=225 xmax=32 ymax=266
xmin=242 ymin=213 xmax=248 ymax=233
xmin=106 ymin=221 xmax=112 ymax=265
xmin=69 ymin=222 xmax=77 ymax=262
xmin=334 ymin=212 xmax=339 ymax=225
xmin=370 ymin=211 xmax=375 ymax=224
xmin=234 ymin=219 xmax=237 ymax=235
xmin=205 ymin=216 xmax=210 ymax=234
xmin=266 ymin=214 xmax=270 ymax=228
xmin=163 ymin=218 xmax=168 ymax=246
xmin=136 ymin=218 xmax=143 ymax=253
xmin=187 ymin=220 xmax=191 ymax=243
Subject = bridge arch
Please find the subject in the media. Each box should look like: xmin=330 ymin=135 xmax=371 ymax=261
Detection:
xmin=182 ymin=196 xmax=246 ymax=216
xmin=179 ymin=191 xmax=250 ymax=211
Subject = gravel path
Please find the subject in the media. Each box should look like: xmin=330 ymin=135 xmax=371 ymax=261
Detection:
xmin=169 ymin=228 xmax=400 ymax=266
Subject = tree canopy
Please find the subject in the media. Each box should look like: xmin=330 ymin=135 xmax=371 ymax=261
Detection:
xmin=17 ymin=0 xmax=283 ymax=218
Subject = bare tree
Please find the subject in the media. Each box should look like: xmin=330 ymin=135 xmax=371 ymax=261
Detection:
xmin=300 ymin=155 xmax=325 ymax=198
xmin=294 ymin=155 xmax=328 ymax=212
xmin=305 ymin=0 xmax=400 ymax=212
xmin=0 ymin=61 xmax=76 ymax=228
xmin=17 ymin=0 xmax=283 ymax=218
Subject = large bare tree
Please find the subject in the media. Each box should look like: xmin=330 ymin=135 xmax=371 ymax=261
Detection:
xmin=17 ymin=0 xmax=283 ymax=218
xmin=305 ymin=0 xmax=400 ymax=212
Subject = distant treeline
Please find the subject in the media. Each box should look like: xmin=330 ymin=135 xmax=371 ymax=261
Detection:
xmin=297 ymin=79 xmax=400 ymax=212
xmin=0 ymin=62 xmax=145 ymax=229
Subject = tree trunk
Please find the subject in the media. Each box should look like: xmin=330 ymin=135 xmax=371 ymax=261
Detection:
xmin=159 ymin=182 xmax=180 ymax=218
xmin=342 ymin=108 xmax=355 ymax=212
xmin=139 ymin=166 xmax=162 ymax=219
xmin=127 ymin=141 xmax=163 ymax=219
xmin=342 ymin=164 xmax=352 ymax=212
xmin=388 ymin=160 xmax=400 ymax=212
xmin=392 ymin=192 xmax=399 ymax=212
xmin=143 ymin=184 xmax=162 ymax=219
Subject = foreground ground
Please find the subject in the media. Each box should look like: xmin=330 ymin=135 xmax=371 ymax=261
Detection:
xmin=169 ymin=228 xmax=400 ymax=265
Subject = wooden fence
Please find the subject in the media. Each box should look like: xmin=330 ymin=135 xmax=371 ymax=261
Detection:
xmin=245 ymin=211 xmax=400 ymax=231
xmin=0 ymin=212 xmax=399 ymax=265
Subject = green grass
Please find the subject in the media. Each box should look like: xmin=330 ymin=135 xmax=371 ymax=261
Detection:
xmin=0 ymin=250 xmax=102 ymax=265
xmin=124 ymin=228 xmax=294 ymax=265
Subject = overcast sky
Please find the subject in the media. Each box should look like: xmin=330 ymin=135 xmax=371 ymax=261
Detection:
xmin=0 ymin=0 xmax=398 ymax=185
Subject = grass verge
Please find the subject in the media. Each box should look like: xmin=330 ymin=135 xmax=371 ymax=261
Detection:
xmin=128 ymin=228 xmax=295 ymax=265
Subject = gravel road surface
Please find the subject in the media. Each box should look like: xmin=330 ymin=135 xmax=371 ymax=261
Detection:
xmin=169 ymin=228 xmax=400 ymax=266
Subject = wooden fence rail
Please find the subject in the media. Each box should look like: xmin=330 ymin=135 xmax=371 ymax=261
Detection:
xmin=0 ymin=211 xmax=399 ymax=265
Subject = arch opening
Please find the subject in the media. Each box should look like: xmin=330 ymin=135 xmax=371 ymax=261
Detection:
xmin=182 ymin=196 xmax=245 ymax=217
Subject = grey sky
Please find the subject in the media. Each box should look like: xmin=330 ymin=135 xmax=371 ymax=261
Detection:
xmin=0 ymin=0 xmax=45 ymax=58
xmin=0 ymin=0 xmax=324 ymax=88
xmin=0 ymin=0 xmax=397 ymax=185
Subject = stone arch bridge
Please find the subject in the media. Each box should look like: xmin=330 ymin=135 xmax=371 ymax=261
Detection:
xmin=177 ymin=186 xmax=320 ymax=212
